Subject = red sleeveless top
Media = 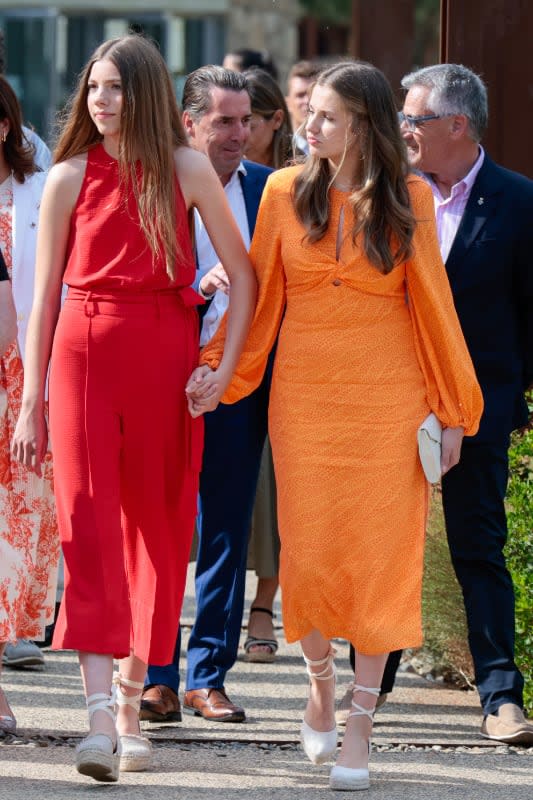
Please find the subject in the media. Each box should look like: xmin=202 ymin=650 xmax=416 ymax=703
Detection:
xmin=63 ymin=143 xmax=196 ymax=292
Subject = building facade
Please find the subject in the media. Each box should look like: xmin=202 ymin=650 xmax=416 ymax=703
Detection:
xmin=1 ymin=0 xmax=301 ymax=144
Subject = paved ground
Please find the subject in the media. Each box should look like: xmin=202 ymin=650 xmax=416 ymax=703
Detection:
xmin=1 ymin=565 xmax=532 ymax=797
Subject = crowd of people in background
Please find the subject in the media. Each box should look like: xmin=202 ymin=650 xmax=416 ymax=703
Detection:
xmin=0 ymin=33 xmax=532 ymax=793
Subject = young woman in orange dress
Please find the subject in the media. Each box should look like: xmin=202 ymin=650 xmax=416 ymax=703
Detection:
xmin=241 ymin=67 xmax=297 ymax=663
xmin=12 ymin=35 xmax=255 ymax=782
xmin=188 ymin=61 xmax=483 ymax=792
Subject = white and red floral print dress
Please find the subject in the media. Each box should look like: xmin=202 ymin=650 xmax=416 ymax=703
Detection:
xmin=0 ymin=175 xmax=59 ymax=643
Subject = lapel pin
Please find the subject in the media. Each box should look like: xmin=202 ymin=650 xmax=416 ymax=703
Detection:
xmin=477 ymin=196 xmax=484 ymax=205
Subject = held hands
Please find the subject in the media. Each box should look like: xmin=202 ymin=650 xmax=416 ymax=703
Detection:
xmin=440 ymin=425 xmax=465 ymax=476
xmin=185 ymin=365 xmax=229 ymax=418
xmin=199 ymin=263 xmax=230 ymax=297
xmin=11 ymin=407 xmax=48 ymax=477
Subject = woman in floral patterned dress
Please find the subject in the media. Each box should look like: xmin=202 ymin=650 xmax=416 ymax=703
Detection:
xmin=0 ymin=76 xmax=59 ymax=735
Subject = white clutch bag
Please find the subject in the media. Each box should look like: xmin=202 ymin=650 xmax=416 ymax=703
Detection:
xmin=417 ymin=412 xmax=442 ymax=484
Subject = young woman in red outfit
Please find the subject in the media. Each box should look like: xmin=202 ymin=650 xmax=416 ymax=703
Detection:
xmin=12 ymin=35 xmax=255 ymax=782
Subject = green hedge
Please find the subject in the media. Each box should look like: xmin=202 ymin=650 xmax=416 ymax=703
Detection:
xmin=506 ymin=427 xmax=533 ymax=714
xmin=422 ymin=491 xmax=472 ymax=686
xmin=422 ymin=427 xmax=533 ymax=715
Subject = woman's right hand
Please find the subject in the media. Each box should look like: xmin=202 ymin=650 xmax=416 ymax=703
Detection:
xmin=199 ymin=263 xmax=230 ymax=297
xmin=185 ymin=364 xmax=230 ymax=418
xmin=441 ymin=425 xmax=464 ymax=476
xmin=12 ymin=406 xmax=48 ymax=477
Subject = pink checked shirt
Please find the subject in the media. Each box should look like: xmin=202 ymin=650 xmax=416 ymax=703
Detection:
xmin=426 ymin=146 xmax=485 ymax=262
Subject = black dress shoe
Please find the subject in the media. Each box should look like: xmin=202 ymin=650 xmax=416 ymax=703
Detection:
xmin=139 ymin=684 xmax=182 ymax=722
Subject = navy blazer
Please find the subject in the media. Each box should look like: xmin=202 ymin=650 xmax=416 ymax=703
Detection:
xmin=197 ymin=160 xmax=272 ymax=322
xmin=239 ymin=160 xmax=273 ymax=238
xmin=444 ymin=155 xmax=533 ymax=442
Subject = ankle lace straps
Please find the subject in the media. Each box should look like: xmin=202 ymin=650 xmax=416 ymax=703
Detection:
xmin=352 ymin=684 xmax=381 ymax=697
xmin=112 ymin=672 xmax=144 ymax=710
xmin=86 ymin=687 xmax=117 ymax=722
xmin=303 ymin=645 xmax=337 ymax=681
xmin=113 ymin=673 xmax=145 ymax=692
xmin=348 ymin=684 xmax=381 ymax=721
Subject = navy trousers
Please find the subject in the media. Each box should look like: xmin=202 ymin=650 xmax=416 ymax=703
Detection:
xmin=441 ymin=438 xmax=523 ymax=714
xmin=146 ymin=362 xmax=271 ymax=693
xmin=349 ymin=646 xmax=402 ymax=694
xmin=373 ymin=437 xmax=524 ymax=715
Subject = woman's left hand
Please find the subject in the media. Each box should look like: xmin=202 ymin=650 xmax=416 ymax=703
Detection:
xmin=441 ymin=426 xmax=465 ymax=475
xmin=185 ymin=365 xmax=227 ymax=418
xmin=12 ymin=406 xmax=48 ymax=477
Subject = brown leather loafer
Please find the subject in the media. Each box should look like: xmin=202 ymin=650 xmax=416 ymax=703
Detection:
xmin=183 ymin=688 xmax=246 ymax=722
xmin=139 ymin=684 xmax=182 ymax=723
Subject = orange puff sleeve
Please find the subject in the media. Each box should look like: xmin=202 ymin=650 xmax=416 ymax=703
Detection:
xmin=200 ymin=172 xmax=286 ymax=403
xmin=405 ymin=177 xmax=483 ymax=436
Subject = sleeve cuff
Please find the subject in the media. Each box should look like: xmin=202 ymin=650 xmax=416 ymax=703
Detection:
xmin=198 ymin=284 xmax=215 ymax=301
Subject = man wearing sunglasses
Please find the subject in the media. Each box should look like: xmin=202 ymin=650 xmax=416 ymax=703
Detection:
xmin=342 ymin=64 xmax=533 ymax=746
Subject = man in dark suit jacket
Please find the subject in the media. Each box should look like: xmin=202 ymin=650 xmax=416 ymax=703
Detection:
xmin=140 ymin=67 xmax=273 ymax=724
xmin=340 ymin=64 xmax=533 ymax=745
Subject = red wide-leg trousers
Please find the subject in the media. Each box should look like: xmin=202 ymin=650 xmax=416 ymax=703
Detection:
xmin=49 ymin=289 xmax=203 ymax=665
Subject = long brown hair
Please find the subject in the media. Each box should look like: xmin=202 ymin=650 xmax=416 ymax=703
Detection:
xmin=293 ymin=61 xmax=415 ymax=274
xmin=54 ymin=35 xmax=188 ymax=279
xmin=0 ymin=76 xmax=39 ymax=183
xmin=244 ymin=68 xmax=294 ymax=169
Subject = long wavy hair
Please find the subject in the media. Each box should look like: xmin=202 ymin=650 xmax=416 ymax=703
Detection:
xmin=293 ymin=61 xmax=415 ymax=274
xmin=0 ymin=76 xmax=39 ymax=183
xmin=54 ymin=35 xmax=188 ymax=279
xmin=244 ymin=68 xmax=294 ymax=169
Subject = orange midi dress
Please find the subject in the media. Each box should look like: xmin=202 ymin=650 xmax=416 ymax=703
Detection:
xmin=202 ymin=167 xmax=483 ymax=654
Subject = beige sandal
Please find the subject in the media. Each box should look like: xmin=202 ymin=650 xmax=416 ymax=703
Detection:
xmin=114 ymin=672 xmax=153 ymax=772
xmin=301 ymin=645 xmax=338 ymax=764
xmin=329 ymin=683 xmax=380 ymax=791
xmin=75 ymin=689 xmax=120 ymax=782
